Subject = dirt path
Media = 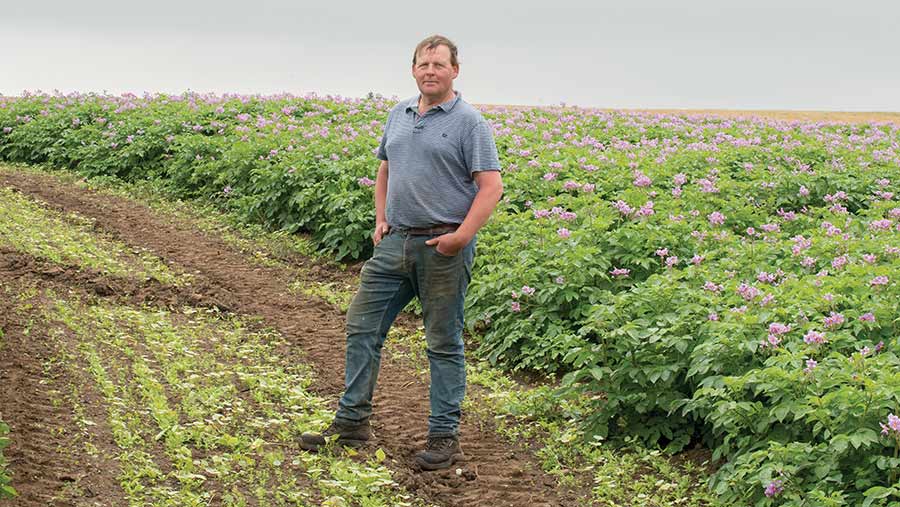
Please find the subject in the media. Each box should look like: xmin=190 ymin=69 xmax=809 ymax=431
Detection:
xmin=0 ymin=170 xmax=578 ymax=506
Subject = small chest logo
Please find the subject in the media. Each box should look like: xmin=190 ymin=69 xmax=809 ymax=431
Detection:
xmin=442 ymin=133 xmax=448 ymax=138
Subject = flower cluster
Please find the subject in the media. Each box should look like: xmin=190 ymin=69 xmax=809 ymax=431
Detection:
xmin=737 ymin=283 xmax=760 ymax=301
xmin=764 ymin=479 xmax=784 ymax=498
xmin=823 ymin=312 xmax=845 ymax=329
xmin=612 ymin=200 xmax=633 ymax=216
xmin=610 ymin=267 xmax=630 ymax=277
xmin=510 ymin=285 xmax=537 ymax=313
xmin=803 ymin=358 xmax=818 ymax=374
xmin=762 ymin=322 xmax=791 ymax=348
xmin=870 ymin=275 xmax=889 ymax=287
xmin=803 ymin=330 xmax=826 ymax=345
xmin=703 ymin=281 xmax=723 ymax=294
xmin=633 ymin=170 xmax=652 ymax=187
xmin=880 ymin=414 xmax=900 ymax=437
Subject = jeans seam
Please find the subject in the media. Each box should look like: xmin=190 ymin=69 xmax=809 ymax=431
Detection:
xmin=373 ymin=274 xmax=410 ymax=345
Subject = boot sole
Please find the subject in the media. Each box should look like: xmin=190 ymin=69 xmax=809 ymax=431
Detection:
xmin=415 ymin=452 xmax=464 ymax=471
xmin=299 ymin=437 xmax=368 ymax=452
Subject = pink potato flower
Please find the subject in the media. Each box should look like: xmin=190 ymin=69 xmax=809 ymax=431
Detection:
xmin=881 ymin=414 xmax=900 ymax=437
xmin=610 ymin=267 xmax=630 ymax=277
xmin=632 ymin=170 xmax=652 ymax=187
xmin=708 ymin=211 xmax=726 ymax=226
xmin=612 ymin=200 xmax=634 ymax=216
xmin=637 ymin=201 xmax=655 ymax=217
xmin=859 ymin=312 xmax=876 ymax=322
xmin=803 ymin=358 xmax=818 ymax=374
xmin=803 ymin=330 xmax=825 ymax=345
xmin=870 ymin=276 xmax=889 ymax=287
xmin=823 ymin=312 xmax=845 ymax=328
xmin=703 ymin=281 xmax=723 ymax=294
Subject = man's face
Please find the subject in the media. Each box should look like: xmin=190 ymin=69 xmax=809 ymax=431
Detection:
xmin=412 ymin=44 xmax=459 ymax=101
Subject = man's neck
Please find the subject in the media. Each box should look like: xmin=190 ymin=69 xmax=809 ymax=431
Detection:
xmin=419 ymin=90 xmax=456 ymax=112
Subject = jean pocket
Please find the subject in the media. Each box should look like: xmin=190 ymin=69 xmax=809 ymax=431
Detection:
xmin=433 ymin=245 xmax=459 ymax=258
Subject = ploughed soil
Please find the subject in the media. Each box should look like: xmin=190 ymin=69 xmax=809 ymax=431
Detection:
xmin=0 ymin=169 xmax=583 ymax=506
xmin=0 ymin=250 xmax=129 ymax=507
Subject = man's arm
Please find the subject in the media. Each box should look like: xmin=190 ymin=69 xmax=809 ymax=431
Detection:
xmin=373 ymin=160 xmax=390 ymax=245
xmin=426 ymin=170 xmax=503 ymax=255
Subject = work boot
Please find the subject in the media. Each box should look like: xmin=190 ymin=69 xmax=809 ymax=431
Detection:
xmin=299 ymin=419 xmax=371 ymax=451
xmin=415 ymin=435 xmax=463 ymax=471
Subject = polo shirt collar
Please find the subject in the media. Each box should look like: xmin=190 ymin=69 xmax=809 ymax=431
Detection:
xmin=405 ymin=91 xmax=462 ymax=113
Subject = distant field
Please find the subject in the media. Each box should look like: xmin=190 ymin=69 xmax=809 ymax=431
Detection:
xmin=628 ymin=109 xmax=900 ymax=123
xmin=482 ymin=105 xmax=900 ymax=124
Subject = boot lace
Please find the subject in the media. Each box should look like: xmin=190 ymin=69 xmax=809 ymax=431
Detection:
xmin=425 ymin=436 xmax=455 ymax=450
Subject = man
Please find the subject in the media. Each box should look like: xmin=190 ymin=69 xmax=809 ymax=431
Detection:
xmin=300 ymin=34 xmax=503 ymax=471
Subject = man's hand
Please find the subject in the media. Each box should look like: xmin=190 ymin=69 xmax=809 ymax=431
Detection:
xmin=425 ymin=232 xmax=471 ymax=257
xmin=373 ymin=222 xmax=391 ymax=246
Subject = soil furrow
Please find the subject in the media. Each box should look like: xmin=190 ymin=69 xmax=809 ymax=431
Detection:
xmin=0 ymin=276 xmax=126 ymax=507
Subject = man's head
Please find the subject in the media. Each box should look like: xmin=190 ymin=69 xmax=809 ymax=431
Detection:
xmin=412 ymin=35 xmax=459 ymax=103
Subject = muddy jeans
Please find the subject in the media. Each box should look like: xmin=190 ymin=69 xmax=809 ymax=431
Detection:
xmin=334 ymin=229 xmax=475 ymax=436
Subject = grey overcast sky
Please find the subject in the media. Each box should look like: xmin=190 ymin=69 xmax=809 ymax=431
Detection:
xmin=2 ymin=0 xmax=898 ymax=111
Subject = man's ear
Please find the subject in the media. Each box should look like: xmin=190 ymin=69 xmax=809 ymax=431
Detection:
xmin=452 ymin=65 xmax=460 ymax=79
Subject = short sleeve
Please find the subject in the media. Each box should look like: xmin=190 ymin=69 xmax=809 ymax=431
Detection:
xmin=463 ymin=119 xmax=501 ymax=175
xmin=376 ymin=111 xmax=392 ymax=161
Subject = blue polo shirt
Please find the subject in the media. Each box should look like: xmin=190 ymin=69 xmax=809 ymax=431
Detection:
xmin=376 ymin=92 xmax=501 ymax=229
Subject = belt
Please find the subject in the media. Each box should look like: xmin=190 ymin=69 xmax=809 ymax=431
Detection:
xmin=398 ymin=224 xmax=460 ymax=236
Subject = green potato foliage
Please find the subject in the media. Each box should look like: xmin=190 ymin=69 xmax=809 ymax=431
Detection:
xmin=3 ymin=92 xmax=900 ymax=504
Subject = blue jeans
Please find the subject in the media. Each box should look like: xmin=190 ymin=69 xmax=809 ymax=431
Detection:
xmin=335 ymin=229 xmax=475 ymax=436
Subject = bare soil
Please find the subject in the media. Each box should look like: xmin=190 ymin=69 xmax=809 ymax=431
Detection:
xmin=0 ymin=170 xmax=582 ymax=506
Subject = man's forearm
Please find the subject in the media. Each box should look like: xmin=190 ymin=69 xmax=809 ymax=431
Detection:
xmin=456 ymin=179 xmax=503 ymax=240
xmin=374 ymin=161 xmax=389 ymax=223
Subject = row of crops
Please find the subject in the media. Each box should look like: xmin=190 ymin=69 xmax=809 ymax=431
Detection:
xmin=2 ymin=91 xmax=899 ymax=505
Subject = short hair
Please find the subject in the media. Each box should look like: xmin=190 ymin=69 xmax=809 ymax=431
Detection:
xmin=412 ymin=35 xmax=459 ymax=67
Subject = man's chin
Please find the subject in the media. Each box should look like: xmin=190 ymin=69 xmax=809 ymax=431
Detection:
xmin=418 ymin=88 xmax=450 ymax=102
